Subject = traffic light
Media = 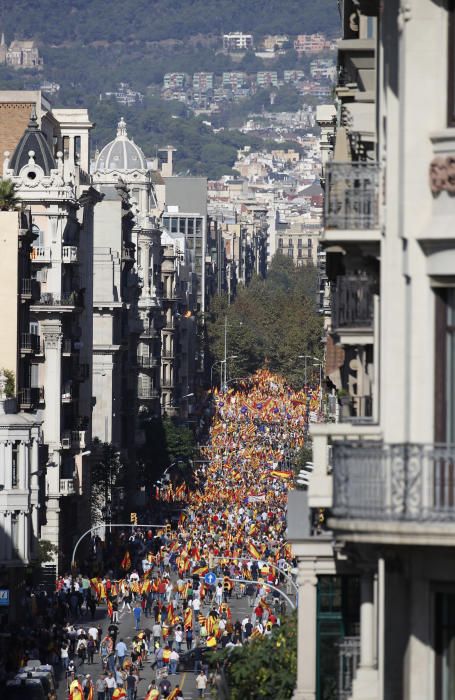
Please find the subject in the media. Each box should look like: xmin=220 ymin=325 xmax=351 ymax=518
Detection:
xmin=130 ymin=512 xmax=138 ymax=525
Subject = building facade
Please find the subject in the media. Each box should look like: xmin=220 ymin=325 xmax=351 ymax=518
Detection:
xmin=291 ymin=2 xmax=455 ymax=700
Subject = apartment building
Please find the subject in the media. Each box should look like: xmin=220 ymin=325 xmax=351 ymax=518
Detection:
xmin=192 ymin=73 xmax=214 ymax=93
xmin=0 ymin=94 xmax=99 ymax=568
xmin=222 ymin=32 xmax=253 ymax=51
xmin=294 ymin=33 xmax=328 ymax=54
xmin=256 ymin=71 xmax=278 ymax=88
xmin=93 ymin=118 xmax=163 ymax=444
xmin=290 ymin=2 xmax=455 ymax=700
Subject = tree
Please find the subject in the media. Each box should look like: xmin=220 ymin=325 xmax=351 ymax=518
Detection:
xmin=207 ymin=256 xmax=323 ymax=387
xmin=0 ymin=179 xmax=19 ymax=211
xmin=1 ymin=368 xmax=15 ymax=397
xmin=90 ymin=440 xmax=125 ymax=524
xmin=220 ymin=614 xmax=297 ymax=698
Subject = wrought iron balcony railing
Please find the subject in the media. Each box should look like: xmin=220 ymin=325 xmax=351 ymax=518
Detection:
xmin=137 ymin=356 xmax=159 ymax=368
xmin=20 ymin=333 xmax=41 ymax=353
xmin=18 ymin=387 xmax=45 ymax=408
xmin=324 ymin=162 xmax=380 ymax=230
xmin=332 ymin=276 xmax=375 ymax=329
xmin=338 ymin=636 xmax=360 ymax=700
xmin=138 ymin=386 xmax=159 ymax=400
xmin=332 ymin=442 xmax=455 ymax=521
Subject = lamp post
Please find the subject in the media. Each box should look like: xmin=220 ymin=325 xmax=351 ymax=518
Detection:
xmin=313 ymin=362 xmax=323 ymax=411
xmin=298 ymin=355 xmax=323 ymax=388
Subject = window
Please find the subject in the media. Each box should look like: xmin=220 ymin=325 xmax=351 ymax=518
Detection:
xmin=435 ymin=289 xmax=455 ymax=440
xmin=179 ymin=219 xmax=186 ymax=234
xmin=278 ymin=238 xmax=283 ymax=248
xmin=11 ymin=442 xmax=19 ymax=488
xmin=435 ymin=590 xmax=455 ymax=699
xmin=449 ymin=3 xmax=455 ymax=125
xmin=11 ymin=512 xmax=19 ymax=557
xmin=298 ymin=249 xmax=302 ymax=258
xmin=298 ymin=239 xmax=302 ymax=248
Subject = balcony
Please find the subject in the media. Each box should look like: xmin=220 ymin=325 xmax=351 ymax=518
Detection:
xmin=162 ymin=351 xmax=175 ymax=360
xmin=122 ymin=243 xmax=135 ymax=263
xmin=62 ymin=245 xmax=78 ymax=263
xmin=61 ymin=430 xmax=86 ymax=449
xmin=30 ymin=246 xmax=51 ymax=263
xmin=61 ymin=383 xmax=74 ymax=403
xmin=18 ymin=387 xmax=44 ymax=409
xmin=31 ymin=291 xmax=82 ymax=312
xmin=138 ymin=386 xmax=159 ymax=400
xmin=137 ymin=356 xmax=159 ymax=368
xmin=324 ymin=162 xmax=380 ymax=238
xmin=331 ymin=276 xmax=376 ymax=344
xmin=62 ymin=339 xmax=73 ymax=355
xmin=330 ymin=442 xmax=455 ymax=544
xmin=20 ymin=333 xmax=41 ymax=354
xmin=20 ymin=278 xmax=40 ymax=300
xmin=141 ymin=326 xmax=159 ymax=338
xmin=60 ymin=478 xmax=76 ymax=496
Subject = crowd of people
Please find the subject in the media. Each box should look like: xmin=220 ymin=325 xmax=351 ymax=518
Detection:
xmin=3 ymin=370 xmax=314 ymax=699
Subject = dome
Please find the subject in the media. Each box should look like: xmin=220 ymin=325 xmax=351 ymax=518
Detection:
xmin=95 ymin=118 xmax=147 ymax=172
xmin=9 ymin=108 xmax=56 ymax=176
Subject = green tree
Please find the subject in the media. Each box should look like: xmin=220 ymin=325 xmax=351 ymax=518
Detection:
xmin=1 ymin=369 xmax=15 ymax=397
xmin=207 ymin=256 xmax=323 ymax=387
xmin=220 ymin=614 xmax=297 ymax=698
xmin=0 ymin=179 xmax=19 ymax=211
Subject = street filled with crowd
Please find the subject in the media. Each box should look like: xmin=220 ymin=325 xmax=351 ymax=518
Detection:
xmin=2 ymin=371 xmax=317 ymax=699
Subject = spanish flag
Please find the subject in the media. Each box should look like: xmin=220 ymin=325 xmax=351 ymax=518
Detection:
xmin=193 ymin=565 xmax=208 ymax=577
xmin=107 ymin=599 xmax=113 ymax=618
xmin=184 ymin=607 xmax=193 ymax=630
xmin=247 ymin=542 xmax=262 ymax=560
xmin=270 ymin=470 xmax=293 ymax=480
xmin=121 ymin=551 xmax=131 ymax=571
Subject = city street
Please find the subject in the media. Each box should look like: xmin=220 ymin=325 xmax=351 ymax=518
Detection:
xmin=55 ymin=587 xmax=273 ymax=700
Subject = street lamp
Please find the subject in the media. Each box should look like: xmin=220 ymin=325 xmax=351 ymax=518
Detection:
xmin=298 ymin=355 xmax=322 ymax=386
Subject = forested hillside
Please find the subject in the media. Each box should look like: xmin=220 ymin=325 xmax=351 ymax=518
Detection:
xmin=2 ymin=0 xmax=339 ymax=45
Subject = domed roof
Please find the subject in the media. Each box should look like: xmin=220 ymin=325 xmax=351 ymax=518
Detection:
xmin=95 ymin=118 xmax=147 ymax=172
xmin=9 ymin=108 xmax=56 ymax=176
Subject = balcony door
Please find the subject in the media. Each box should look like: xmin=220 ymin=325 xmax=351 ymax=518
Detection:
xmin=436 ymin=590 xmax=455 ymax=699
xmin=435 ymin=289 xmax=455 ymax=442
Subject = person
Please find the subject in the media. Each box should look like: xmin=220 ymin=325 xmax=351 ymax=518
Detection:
xmin=193 ymin=644 xmax=203 ymax=674
xmin=133 ymin=603 xmax=142 ymax=631
xmin=83 ymin=674 xmax=95 ymax=700
xmin=112 ymin=687 xmax=127 ymax=699
xmin=169 ymin=687 xmax=184 ymax=700
xmin=87 ymin=636 xmax=96 ymax=664
xmin=105 ymin=671 xmax=116 ymax=699
xmin=159 ymin=676 xmax=172 ymax=698
xmin=144 ymin=680 xmax=159 ymax=699
xmin=95 ymin=674 xmax=106 ymax=700
xmin=61 ymin=642 xmax=69 ymax=670
xmin=169 ymin=648 xmax=179 ymax=675
xmin=115 ymin=638 xmax=127 ymax=667
xmin=196 ymin=670 xmax=208 ymax=698
xmin=70 ymin=676 xmax=85 ymax=700
xmin=77 ymin=637 xmax=87 ymax=667
xmin=125 ymin=671 xmax=136 ymax=700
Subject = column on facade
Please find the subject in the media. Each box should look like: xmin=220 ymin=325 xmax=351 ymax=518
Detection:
xmin=293 ymin=559 xmax=318 ymax=700
xmin=0 ymin=441 xmax=6 ymax=486
xmin=30 ymin=437 xmax=40 ymax=556
xmin=17 ymin=510 xmax=26 ymax=562
xmin=18 ymin=441 xmax=26 ymax=490
xmin=40 ymin=322 xmax=62 ymax=557
xmin=350 ymin=570 xmax=378 ymax=700
xmin=3 ymin=512 xmax=12 ymax=560
xmin=4 ymin=442 xmax=12 ymax=489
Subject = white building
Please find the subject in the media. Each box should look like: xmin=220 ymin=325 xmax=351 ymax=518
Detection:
xmin=222 ymin=32 xmax=254 ymax=51
xmin=291 ymin=1 xmax=455 ymax=699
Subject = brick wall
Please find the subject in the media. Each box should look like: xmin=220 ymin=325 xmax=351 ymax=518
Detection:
xmin=326 ymin=332 xmax=345 ymax=376
xmin=0 ymin=102 xmax=34 ymax=162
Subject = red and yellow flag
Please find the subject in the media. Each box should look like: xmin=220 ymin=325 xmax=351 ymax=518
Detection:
xmin=121 ymin=551 xmax=131 ymax=571
xmin=247 ymin=542 xmax=262 ymax=560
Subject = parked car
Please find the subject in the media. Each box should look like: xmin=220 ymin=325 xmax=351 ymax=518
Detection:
xmin=16 ymin=670 xmax=56 ymax=700
xmin=177 ymin=646 xmax=217 ymax=671
xmin=5 ymin=678 xmax=46 ymax=700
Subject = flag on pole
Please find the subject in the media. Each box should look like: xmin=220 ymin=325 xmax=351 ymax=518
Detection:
xmin=121 ymin=551 xmax=131 ymax=571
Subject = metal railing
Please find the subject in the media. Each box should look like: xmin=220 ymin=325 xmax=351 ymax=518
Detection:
xmin=62 ymin=339 xmax=72 ymax=354
xmin=138 ymin=387 xmax=159 ymax=400
xmin=60 ymin=478 xmax=76 ymax=496
xmin=162 ymin=351 xmax=175 ymax=359
xmin=18 ymin=387 xmax=44 ymax=407
xmin=20 ymin=333 xmax=41 ymax=353
xmin=30 ymin=246 xmax=51 ymax=262
xmin=333 ymin=442 xmax=455 ymax=521
xmin=324 ymin=162 xmax=380 ymax=230
xmin=20 ymin=278 xmax=40 ymax=298
xmin=34 ymin=292 xmax=80 ymax=307
xmin=62 ymin=245 xmax=78 ymax=263
xmin=137 ymin=356 xmax=158 ymax=368
xmin=332 ymin=276 xmax=375 ymax=329
xmin=338 ymin=395 xmax=374 ymax=424
xmin=141 ymin=327 xmax=159 ymax=338
xmin=122 ymin=244 xmax=135 ymax=261
xmin=338 ymin=636 xmax=360 ymax=700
